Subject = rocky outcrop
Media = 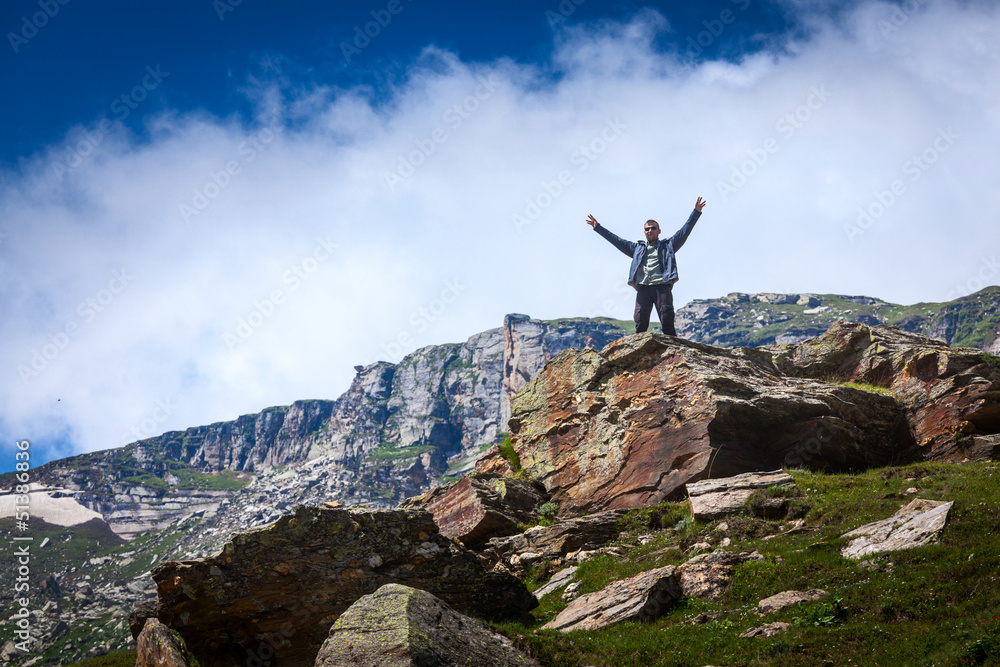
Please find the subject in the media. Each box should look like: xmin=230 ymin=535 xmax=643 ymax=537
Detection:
xmin=687 ymin=471 xmax=796 ymax=519
xmin=479 ymin=325 xmax=922 ymax=514
xmin=501 ymin=314 xmax=626 ymax=426
xmin=150 ymin=505 xmax=536 ymax=667
xmin=400 ymin=472 xmax=548 ymax=548
xmin=1 ymin=316 xmax=626 ymax=545
xmin=534 ymin=566 xmax=578 ymax=600
xmin=478 ymin=322 xmax=1000 ymax=515
xmin=541 ymin=566 xmax=682 ymax=632
xmin=765 ymin=322 xmax=1000 ymax=461
xmin=840 ymin=498 xmax=953 ymax=559
xmin=314 ymin=584 xmax=540 ymax=667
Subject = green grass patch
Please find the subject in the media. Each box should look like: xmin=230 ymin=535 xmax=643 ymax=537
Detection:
xmin=493 ymin=462 xmax=1000 ymax=667
xmin=62 ymin=651 xmax=137 ymax=667
xmin=498 ymin=435 xmax=523 ymax=473
xmin=830 ymin=380 xmax=897 ymax=397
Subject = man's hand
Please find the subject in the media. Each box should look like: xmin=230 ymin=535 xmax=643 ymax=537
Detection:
xmin=695 ymin=197 xmax=707 ymax=212
xmin=586 ymin=214 xmax=599 ymax=229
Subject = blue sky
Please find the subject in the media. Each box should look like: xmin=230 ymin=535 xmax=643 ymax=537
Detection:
xmin=1 ymin=0 xmax=998 ymax=473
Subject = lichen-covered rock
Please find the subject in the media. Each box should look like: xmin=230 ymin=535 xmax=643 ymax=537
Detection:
xmin=134 ymin=618 xmax=190 ymax=667
xmin=151 ymin=505 xmax=536 ymax=667
xmin=541 ymin=566 xmax=681 ymax=632
xmin=314 ymin=584 xmax=540 ymax=667
xmin=401 ymin=472 xmax=548 ymax=548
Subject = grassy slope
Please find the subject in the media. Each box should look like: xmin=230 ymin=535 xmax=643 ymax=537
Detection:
xmin=494 ymin=462 xmax=1000 ymax=667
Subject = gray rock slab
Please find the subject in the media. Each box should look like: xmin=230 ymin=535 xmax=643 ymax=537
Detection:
xmin=841 ymin=499 xmax=953 ymax=559
xmin=314 ymin=583 xmax=539 ymax=667
xmin=687 ymin=471 xmax=796 ymax=519
xmin=534 ymin=566 xmax=578 ymax=601
xmin=541 ymin=566 xmax=681 ymax=632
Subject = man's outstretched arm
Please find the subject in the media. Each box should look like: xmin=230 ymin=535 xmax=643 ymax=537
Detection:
xmin=669 ymin=197 xmax=707 ymax=251
xmin=586 ymin=214 xmax=637 ymax=257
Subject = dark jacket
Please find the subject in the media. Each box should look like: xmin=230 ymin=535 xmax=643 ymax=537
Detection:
xmin=593 ymin=209 xmax=701 ymax=287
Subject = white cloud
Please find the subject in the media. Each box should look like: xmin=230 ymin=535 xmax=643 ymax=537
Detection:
xmin=1 ymin=0 xmax=998 ymax=466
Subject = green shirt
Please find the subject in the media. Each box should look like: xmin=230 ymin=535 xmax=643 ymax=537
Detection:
xmin=637 ymin=241 xmax=665 ymax=285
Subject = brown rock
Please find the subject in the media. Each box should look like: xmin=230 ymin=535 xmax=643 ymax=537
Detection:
xmin=135 ymin=618 xmax=190 ymax=667
xmin=765 ymin=321 xmax=1000 ymax=461
xmin=151 ymin=505 xmax=536 ymax=667
xmin=401 ymin=472 xmax=548 ymax=548
xmin=757 ymin=589 xmax=828 ymax=615
xmin=541 ymin=566 xmax=681 ymax=632
xmin=314 ymin=584 xmax=540 ymax=667
xmin=479 ymin=328 xmax=917 ymax=514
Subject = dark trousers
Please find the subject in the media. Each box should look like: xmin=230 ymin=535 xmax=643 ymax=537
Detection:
xmin=634 ymin=283 xmax=675 ymax=335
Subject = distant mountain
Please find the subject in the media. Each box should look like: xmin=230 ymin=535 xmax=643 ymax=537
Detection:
xmin=672 ymin=286 xmax=1000 ymax=351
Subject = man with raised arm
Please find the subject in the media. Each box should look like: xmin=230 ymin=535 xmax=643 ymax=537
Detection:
xmin=586 ymin=197 xmax=707 ymax=336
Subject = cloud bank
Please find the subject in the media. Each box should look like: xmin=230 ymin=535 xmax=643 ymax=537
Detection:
xmin=1 ymin=0 xmax=998 ymax=469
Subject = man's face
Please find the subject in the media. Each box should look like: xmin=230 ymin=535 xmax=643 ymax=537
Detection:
xmin=643 ymin=220 xmax=660 ymax=243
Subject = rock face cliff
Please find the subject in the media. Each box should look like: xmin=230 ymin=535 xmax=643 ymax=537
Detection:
xmin=477 ymin=322 xmax=1000 ymax=515
xmin=4 ymin=315 xmax=627 ymax=543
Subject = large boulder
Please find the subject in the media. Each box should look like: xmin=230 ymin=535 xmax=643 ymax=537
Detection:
xmin=479 ymin=326 xmax=918 ymax=514
xmin=151 ymin=505 xmax=536 ymax=667
xmin=314 ymin=584 xmax=540 ymax=667
xmin=765 ymin=321 xmax=1000 ymax=461
xmin=400 ymin=472 xmax=548 ymax=548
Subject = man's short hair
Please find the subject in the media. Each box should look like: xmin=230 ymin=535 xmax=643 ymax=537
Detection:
xmin=645 ymin=219 xmax=659 ymax=229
